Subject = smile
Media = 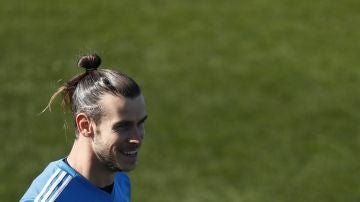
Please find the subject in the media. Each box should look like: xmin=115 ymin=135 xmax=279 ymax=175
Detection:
xmin=121 ymin=150 xmax=138 ymax=157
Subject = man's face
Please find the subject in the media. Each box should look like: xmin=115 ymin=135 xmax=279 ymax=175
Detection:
xmin=92 ymin=93 xmax=147 ymax=172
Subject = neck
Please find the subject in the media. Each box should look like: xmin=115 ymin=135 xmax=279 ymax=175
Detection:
xmin=67 ymin=137 xmax=116 ymax=187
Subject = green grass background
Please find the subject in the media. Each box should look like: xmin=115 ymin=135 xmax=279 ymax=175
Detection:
xmin=1 ymin=0 xmax=360 ymax=201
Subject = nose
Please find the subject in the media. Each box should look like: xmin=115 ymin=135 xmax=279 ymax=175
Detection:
xmin=128 ymin=128 xmax=143 ymax=144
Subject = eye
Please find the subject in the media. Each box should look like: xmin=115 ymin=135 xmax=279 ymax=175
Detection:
xmin=113 ymin=122 xmax=132 ymax=132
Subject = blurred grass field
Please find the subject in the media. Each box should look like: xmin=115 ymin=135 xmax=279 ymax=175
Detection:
xmin=1 ymin=0 xmax=360 ymax=201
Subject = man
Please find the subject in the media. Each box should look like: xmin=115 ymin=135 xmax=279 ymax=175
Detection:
xmin=21 ymin=54 xmax=147 ymax=202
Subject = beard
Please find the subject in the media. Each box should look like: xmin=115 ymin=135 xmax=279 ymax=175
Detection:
xmin=93 ymin=132 xmax=123 ymax=172
xmin=92 ymin=130 xmax=138 ymax=172
xmin=96 ymin=148 xmax=121 ymax=172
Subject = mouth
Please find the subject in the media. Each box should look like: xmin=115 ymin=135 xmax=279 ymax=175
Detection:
xmin=120 ymin=150 xmax=138 ymax=158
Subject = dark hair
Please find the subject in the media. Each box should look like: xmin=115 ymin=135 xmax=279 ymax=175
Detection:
xmin=43 ymin=53 xmax=141 ymax=124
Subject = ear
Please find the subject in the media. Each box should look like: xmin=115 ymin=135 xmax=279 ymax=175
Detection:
xmin=75 ymin=113 xmax=93 ymax=137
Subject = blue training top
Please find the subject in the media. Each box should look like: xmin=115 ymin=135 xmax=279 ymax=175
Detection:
xmin=20 ymin=159 xmax=131 ymax=202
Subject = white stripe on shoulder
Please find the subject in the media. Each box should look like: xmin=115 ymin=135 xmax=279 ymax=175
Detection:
xmin=34 ymin=168 xmax=62 ymax=202
xmin=48 ymin=175 xmax=73 ymax=202
xmin=41 ymin=171 xmax=67 ymax=202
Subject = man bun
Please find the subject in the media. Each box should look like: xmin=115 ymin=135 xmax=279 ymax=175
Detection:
xmin=78 ymin=53 xmax=101 ymax=72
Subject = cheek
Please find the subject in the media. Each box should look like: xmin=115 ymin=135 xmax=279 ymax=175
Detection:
xmin=94 ymin=136 xmax=119 ymax=157
xmin=140 ymin=130 xmax=145 ymax=140
xmin=138 ymin=125 xmax=145 ymax=138
xmin=93 ymin=136 xmax=108 ymax=156
xmin=94 ymin=130 xmax=118 ymax=149
xmin=98 ymin=126 xmax=120 ymax=143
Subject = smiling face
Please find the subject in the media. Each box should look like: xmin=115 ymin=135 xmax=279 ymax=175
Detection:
xmin=92 ymin=93 xmax=147 ymax=172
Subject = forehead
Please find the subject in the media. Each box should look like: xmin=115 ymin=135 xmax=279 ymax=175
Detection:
xmin=98 ymin=93 xmax=146 ymax=120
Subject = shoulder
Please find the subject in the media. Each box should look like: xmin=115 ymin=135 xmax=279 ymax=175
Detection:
xmin=113 ymin=172 xmax=131 ymax=201
xmin=115 ymin=171 xmax=131 ymax=186
xmin=20 ymin=159 xmax=74 ymax=202
xmin=115 ymin=171 xmax=130 ymax=180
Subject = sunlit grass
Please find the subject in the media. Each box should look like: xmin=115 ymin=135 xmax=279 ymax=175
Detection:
xmin=1 ymin=0 xmax=360 ymax=201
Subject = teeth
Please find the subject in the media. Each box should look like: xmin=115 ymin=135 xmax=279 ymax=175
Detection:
xmin=124 ymin=150 xmax=137 ymax=155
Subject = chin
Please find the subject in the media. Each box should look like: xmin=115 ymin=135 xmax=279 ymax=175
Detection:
xmin=118 ymin=163 xmax=137 ymax=172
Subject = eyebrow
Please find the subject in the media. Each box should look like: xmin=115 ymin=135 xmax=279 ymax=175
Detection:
xmin=138 ymin=115 xmax=148 ymax=124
